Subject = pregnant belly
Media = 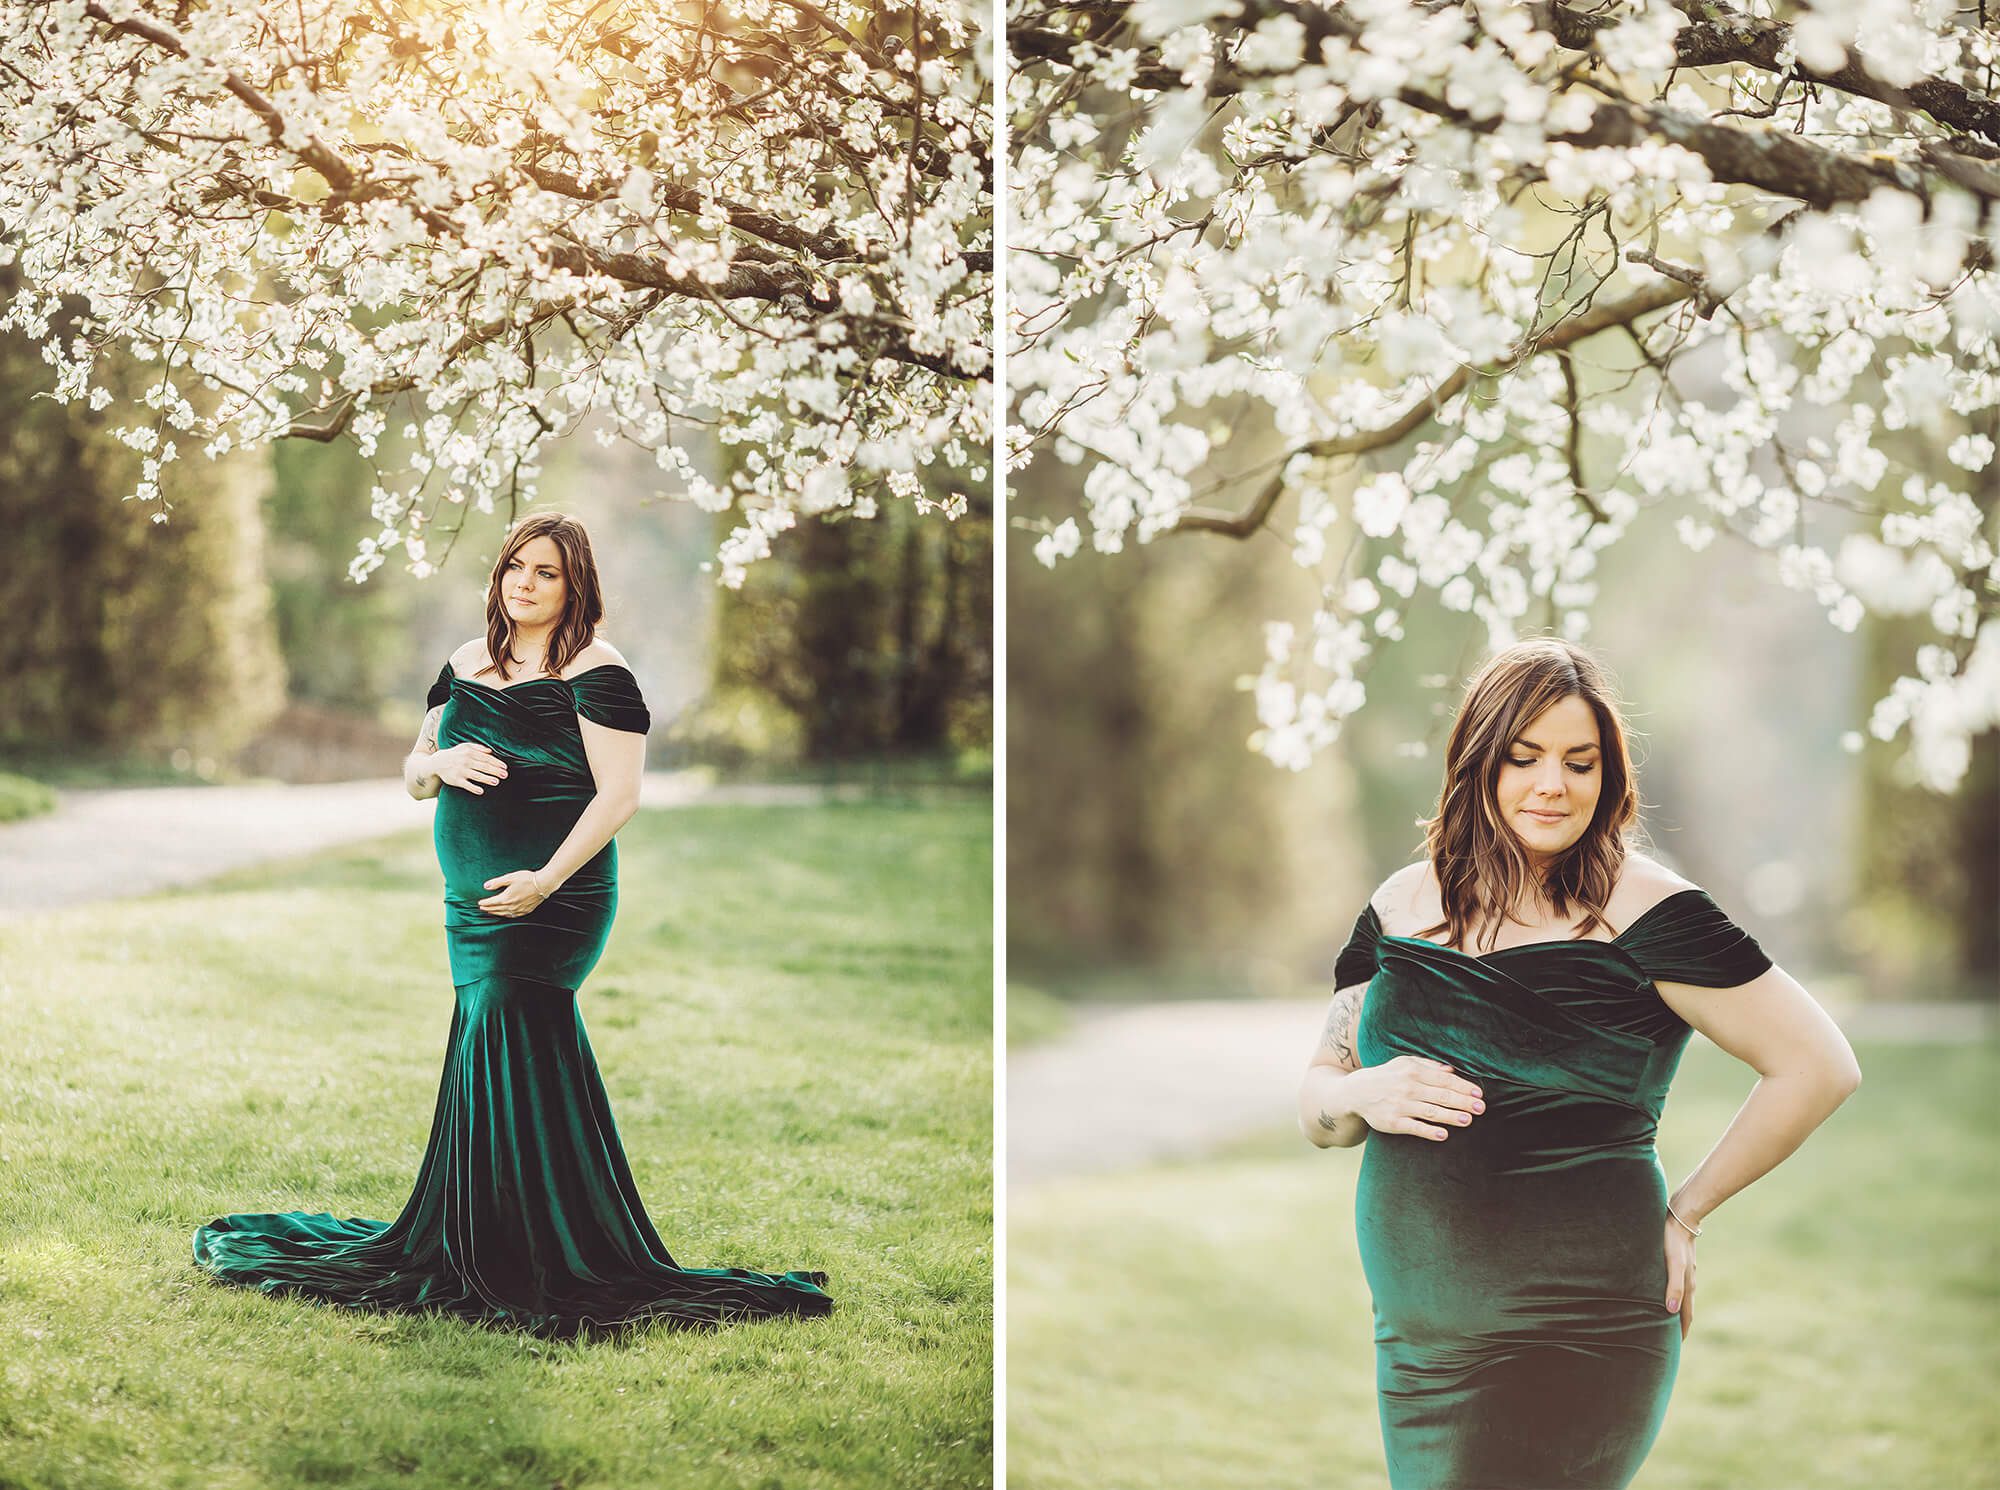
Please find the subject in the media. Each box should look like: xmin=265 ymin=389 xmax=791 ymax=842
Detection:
xmin=1354 ymin=1084 xmax=1672 ymax=1346
xmin=433 ymin=779 xmax=611 ymax=903
xmin=433 ymin=784 xmax=620 ymax=989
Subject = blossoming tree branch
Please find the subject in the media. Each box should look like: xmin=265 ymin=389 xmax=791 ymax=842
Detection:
xmin=1009 ymin=0 xmax=1999 ymax=790
xmin=0 ymin=0 xmax=991 ymax=586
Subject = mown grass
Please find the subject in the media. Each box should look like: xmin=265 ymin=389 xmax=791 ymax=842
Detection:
xmin=1008 ymin=1036 xmax=1999 ymax=1490
xmin=0 ymin=799 xmax=992 ymax=1490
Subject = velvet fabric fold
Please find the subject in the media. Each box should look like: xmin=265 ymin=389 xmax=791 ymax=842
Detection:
xmin=1337 ymin=887 xmax=1771 ymax=1489
xmin=192 ymin=658 xmax=832 ymax=1337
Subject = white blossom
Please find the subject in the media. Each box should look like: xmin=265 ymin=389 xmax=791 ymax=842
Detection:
xmin=1948 ymin=433 xmax=1995 ymax=472
xmin=1034 ymin=517 xmax=1083 ymax=568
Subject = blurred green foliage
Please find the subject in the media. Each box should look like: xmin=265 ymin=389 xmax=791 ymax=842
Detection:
xmin=0 ymin=283 xmax=285 ymax=772
xmin=684 ymin=498 xmax=994 ymax=767
xmin=1008 ymin=457 xmax=1366 ymax=988
xmin=0 ymin=769 xmax=56 ymax=823
xmin=1007 ymin=984 xmax=1074 ymax=1048
xmin=263 ymin=437 xmax=417 ymax=713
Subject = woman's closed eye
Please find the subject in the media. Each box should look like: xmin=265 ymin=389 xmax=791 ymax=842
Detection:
xmin=1507 ymin=757 xmax=1595 ymax=774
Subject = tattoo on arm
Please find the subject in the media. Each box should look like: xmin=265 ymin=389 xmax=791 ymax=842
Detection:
xmin=419 ymin=704 xmax=443 ymax=753
xmin=1320 ymin=986 xmax=1362 ymax=1071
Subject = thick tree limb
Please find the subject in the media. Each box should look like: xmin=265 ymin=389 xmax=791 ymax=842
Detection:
xmin=1010 ymin=22 xmax=1191 ymax=92
xmin=1542 ymin=0 xmax=2000 ymax=149
xmin=515 ymin=161 xmax=860 ymax=265
xmin=1016 ymin=2 xmax=1997 ymax=212
xmin=1555 ymin=95 xmax=1935 ymax=210
xmin=1174 ymin=281 xmax=1695 ymax=537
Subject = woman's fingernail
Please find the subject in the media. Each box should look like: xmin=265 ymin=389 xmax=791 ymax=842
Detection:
xmin=1667 ymin=1298 xmax=1679 ymax=1311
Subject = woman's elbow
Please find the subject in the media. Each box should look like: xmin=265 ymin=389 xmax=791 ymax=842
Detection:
xmin=598 ymin=787 xmax=641 ymax=819
xmin=1299 ymin=1104 xmax=1364 ymax=1150
xmin=1804 ymin=1044 xmax=1862 ymax=1107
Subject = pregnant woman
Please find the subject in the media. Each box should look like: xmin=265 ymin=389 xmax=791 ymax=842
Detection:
xmin=193 ymin=512 xmax=832 ymax=1337
xmin=1298 ymin=637 xmax=1859 ymax=1489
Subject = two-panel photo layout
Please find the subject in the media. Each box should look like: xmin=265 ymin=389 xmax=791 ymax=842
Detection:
xmin=0 ymin=1 xmax=1992 ymax=1487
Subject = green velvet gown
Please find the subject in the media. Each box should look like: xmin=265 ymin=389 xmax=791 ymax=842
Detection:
xmin=1335 ymin=888 xmax=1771 ymax=1490
xmin=192 ymin=659 xmax=833 ymax=1338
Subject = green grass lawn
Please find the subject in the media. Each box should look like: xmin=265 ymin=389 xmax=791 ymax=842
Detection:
xmin=0 ymin=799 xmax=993 ymax=1490
xmin=1008 ymin=1036 xmax=2000 ymax=1490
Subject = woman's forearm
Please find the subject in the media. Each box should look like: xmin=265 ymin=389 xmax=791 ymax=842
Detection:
xmin=404 ymin=750 xmax=441 ymax=800
xmin=1670 ymin=1067 xmax=1860 ymax=1225
xmin=536 ymin=792 xmax=639 ymax=890
xmin=406 ymin=704 xmax=444 ymax=800
xmin=1300 ymin=1064 xmax=1370 ymax=1150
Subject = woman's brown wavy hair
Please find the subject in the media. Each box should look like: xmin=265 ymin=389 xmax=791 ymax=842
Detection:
xmin=1414 ymin=637 xmax=1641 ymax=953
xmin=475 ymin=513 xmax=605 ymax=685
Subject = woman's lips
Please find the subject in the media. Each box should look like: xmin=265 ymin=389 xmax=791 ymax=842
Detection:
xmin=1522 ymin=809 xmax=1566 ymax=821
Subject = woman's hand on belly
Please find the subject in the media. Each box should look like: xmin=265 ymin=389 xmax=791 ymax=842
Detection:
xmin=478 ymin=868 xmax=551 ymax=918
xmin=431 ymin=741 xmax=509 ymax=794
xmin=1348 ymin=1055 xmax=1486 ymax=1141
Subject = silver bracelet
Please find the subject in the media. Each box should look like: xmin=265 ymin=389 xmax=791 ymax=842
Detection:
xmin=1666 ymin=1199 xmax=1703 ymax=1238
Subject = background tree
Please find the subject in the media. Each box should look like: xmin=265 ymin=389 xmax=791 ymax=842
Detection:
xmin=264 ymin=438 xmax=416 ymax=716
xmin=1009 ymin=415 xmax=1366 ymax=984
xmin=0 ymin=278 xmax=285 ymax=770
xmin=694 ymin=492 xmax=993 ymax=764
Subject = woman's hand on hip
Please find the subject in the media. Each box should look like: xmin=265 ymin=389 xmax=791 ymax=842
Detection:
xmin=479 ymin=869 xmax=549 ymax=918
xmin=1664 ymin=1219 xmax=1697 ymax=1340
xmin=1348 ymin=1056 xmax=1484 ymax=1140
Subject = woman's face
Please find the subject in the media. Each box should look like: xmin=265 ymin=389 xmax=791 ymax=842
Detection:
xmin=501 ymin=535 xmax=567 ymax=631
xmin=1492 ymin=694 xmax=1602 ymax=866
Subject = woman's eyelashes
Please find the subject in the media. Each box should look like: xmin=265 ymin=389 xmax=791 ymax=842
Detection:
xmin=1506 ymin=756 xmax=1596 ymax=774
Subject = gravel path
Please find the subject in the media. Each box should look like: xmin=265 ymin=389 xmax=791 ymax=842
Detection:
xmin=1007 ymin=999 xmax=1328 ymax=1188
xmin=1008 ymin=995 xmax=1996 ymax=1188
xmin=0 ymin=771 xmax=850 ymax=919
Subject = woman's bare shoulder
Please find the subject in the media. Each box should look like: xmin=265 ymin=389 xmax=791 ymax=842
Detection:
xmin=1612 ymin=850 xmax=1699 ymax=923
xmin=450 ymin=637 xmax=488 ymax=673
xmin=566 ymin=636 xmax=629 ymax=676
xmin=1369 ymin=860 xmax=1432 ymax=926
